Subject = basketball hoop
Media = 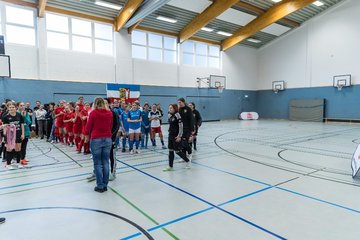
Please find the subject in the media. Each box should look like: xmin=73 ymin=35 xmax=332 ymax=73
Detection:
xmin=217 ymin=86 xmax=224 ymax=93
xmin=274 ymin=89 xmax=279 ymax=94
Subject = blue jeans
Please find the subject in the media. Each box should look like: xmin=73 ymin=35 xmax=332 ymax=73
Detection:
xmin=90 ymin=138 xmax=112 ymax=189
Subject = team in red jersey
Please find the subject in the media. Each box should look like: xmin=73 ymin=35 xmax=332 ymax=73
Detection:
xmin=50 ymin=97 xmax=92 ymax=154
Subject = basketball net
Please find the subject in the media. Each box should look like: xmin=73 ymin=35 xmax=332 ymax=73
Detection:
xmin=337 ymin=84 xmax=344 ymax=91
xmin=217 ymin=86 xmax=224 ymax=93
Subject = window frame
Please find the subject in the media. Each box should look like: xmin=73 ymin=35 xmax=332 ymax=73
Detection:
xmin=131 ymin=30 xmax=178 ymax=65
xmin=1 ymin=4 xmax=37 ymax=47
xmin=45 ymin=12 xmax=114 ymax=56
xmin=181 ymin=40 xmax=221 ymax=69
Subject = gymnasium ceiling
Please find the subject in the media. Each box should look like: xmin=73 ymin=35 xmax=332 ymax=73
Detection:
xmin=13 ymin=0 xmax=344 ymax=49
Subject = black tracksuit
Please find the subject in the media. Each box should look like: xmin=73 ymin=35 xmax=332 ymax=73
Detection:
xmin=167 ymin=112 xmax=189 ymax=168
xmin=109 ymin=110 xmax=120 ymax=174
xmin=179 ymin=105 xmax=195 ymax=155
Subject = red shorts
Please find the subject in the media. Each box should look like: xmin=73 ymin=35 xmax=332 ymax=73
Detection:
xmin=73 ymin=124 xmax=82 ymax=134
xmin=56 ymin=119 xmax=64 ymax=128
xmin=65 ymin=123 xmax=73 ymax=133
xmin=151 ymin=127 xmax=162 ymax=134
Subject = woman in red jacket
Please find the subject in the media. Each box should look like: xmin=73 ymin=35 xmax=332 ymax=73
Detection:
xmin=85 ymin=98 xmax=113 ymax=193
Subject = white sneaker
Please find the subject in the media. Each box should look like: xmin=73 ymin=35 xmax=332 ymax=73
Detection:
xmin=135 ymin=149 xmax=140 ymax=154
xmin=16 ymin=163 xmax=24 ymax=169
xmin=162 ymin=145 xmax=167 ymax=149
xmin=6 ymin=165 xmax=15 ymax=170
xmin=187 ymin=153 xmax=193 ymax=163
xmin=185 ymin=162 xmax=191 ymax=169
xmin=109 ymin=174 xmax=116 ymax=181
xmin=50 ymin=140 xmax=55 ymax=144
xmin=130 ymin=149 xmax=135 ymax=155
xmin=163 ymin=167 xmax=173 ymax=172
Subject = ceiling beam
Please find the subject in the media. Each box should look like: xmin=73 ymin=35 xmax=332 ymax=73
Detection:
xmin=38 ymin=0 xmax=48 ymax=17
xmin=45 ymin=6 xmax=114 ymax=24
xmin=222 ymin=0 xmax=314 ymax=51
xmin=115 ymin=0 xmax=143 ymax=32
xmin=124 ymin=0 xmax=172 ymax=28
xmin=179 ymin=0 xmax=239 ymax=43
xmin=0 ymin=0 xmax=36 ymax=8
xmin=236 ymin=1 xmax=300 ymax=28
xmin=136 ymin=26 xmax=220 ymax=46
xmin=128 ymin=20 xmax=143 ymax=34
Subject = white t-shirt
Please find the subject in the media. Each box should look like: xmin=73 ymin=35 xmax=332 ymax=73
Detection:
xmin=149 ymin=110 xmax=161 ymax=128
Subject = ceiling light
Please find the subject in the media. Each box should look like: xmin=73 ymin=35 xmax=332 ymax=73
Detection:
xmin=156 ymin=16 xmax=177 ymax=23
xmin=272 ymin=0 xmax=282 ymax=3
xmin=247 ymin=38 xmax=262 ymax=43
xmin=217 ymin=31 xmax=232 ymax=37
xmin=95 ymin=0 xmax=122 ymax=10
xmin=201 ymin=27 xmax=214 ymax=32
xmin=312 ymin=1 xmax=324 ymax=6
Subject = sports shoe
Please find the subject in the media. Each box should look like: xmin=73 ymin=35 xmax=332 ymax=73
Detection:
xmin=187 ymin=153 xmax=193 ymax=163
xmin=163 ymin=167 xmax=173 ymax=172
xmin=185 ymin=162 xmax=191 ymax=169
xmin=6 ymin=165 xmax=15 ymax=170
xmin=122 ymin=148 xmax=126 ymax=153
xmin=87 ymin=173 xmax=96 ymax=181
xmin=16 ymin=163 xmax=24 ymax=169
xmin=109 ymin=174 xmax=116 ymax=181
xmin=162 ymin=145 xmax=167 ymax=149
xmin=20 ymin=160 xmax=28 ymax=165
xmin=22 ymin=159 xmax=29 ymax=163
xmin=94 ymin=187 xmax=104 ymax=193
xmin=129 ymin=149 xmax=135 ymax=155
xmin=135 ymin=149 xmax=140 ymax=154
xmin=0 ymin=217 xmax=5 ymax=224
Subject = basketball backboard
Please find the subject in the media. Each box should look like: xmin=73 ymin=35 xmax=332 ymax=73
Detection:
xmin=272 ymin=81 xmax=285 ymax=94
xmin=333 ymin=75 xmax=351 ymax=91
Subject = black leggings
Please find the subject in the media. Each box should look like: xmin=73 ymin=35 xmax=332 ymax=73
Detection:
xmin=109 ymin=143 xmax=116 ymax=174
xmin=169 ymin=150 xmax=189 ymax=168
xmin=181 ymin=132 xmax=192 ymax=156
xmin=20 ymin=137 xmax=29 ymax=160
xmin=6 ymin=150 xmax=21 ymax=165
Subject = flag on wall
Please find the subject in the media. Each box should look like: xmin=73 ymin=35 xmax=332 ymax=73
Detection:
xmin=106 ymin=83 xmax=140 ymax=104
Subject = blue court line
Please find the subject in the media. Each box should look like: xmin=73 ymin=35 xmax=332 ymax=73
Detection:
xmin=0 ymin=159 xmax=170 ymax=191
xmin=117 ymin=159 xmax=287 ymax=240
xmin=121 ymin=186 xmax=274 ymax=240
xmin=194 ymin=162 xmax=360 ymax=214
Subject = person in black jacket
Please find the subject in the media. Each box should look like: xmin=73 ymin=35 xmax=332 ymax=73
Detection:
xmin=177 ymin=98 xmax=195 ymax=162
xmin=188 ymin=102 xmax=202 ymax=151
xmin=163 ymin=104 xmax=191 ymax=171
xmin=105 ymin=99 xmax=120 ymax=181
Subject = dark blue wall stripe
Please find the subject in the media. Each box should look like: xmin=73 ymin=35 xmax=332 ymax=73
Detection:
xmin=2 ymin=78 xmax=358 ymax=120
xmin=0 ymin=78 xmax=256 ymax=121
xmin=257 ymin=86 xmax=359 ymax=119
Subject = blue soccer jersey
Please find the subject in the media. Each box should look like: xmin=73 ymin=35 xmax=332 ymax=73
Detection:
xmin=128 ymin=109 xmax=141 ymax=130
xmin=121 ymin=111 xmax=130 ymax=132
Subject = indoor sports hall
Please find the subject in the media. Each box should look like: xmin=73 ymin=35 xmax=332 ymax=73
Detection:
xmin=0 ymin=0 xmax=359 ymax=239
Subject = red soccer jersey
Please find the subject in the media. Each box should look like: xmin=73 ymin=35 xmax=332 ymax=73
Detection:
xmin=55 ymin=107 xmax=65 ymax=128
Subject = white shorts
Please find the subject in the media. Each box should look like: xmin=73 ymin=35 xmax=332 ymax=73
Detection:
xmin=129 ymin=128 xmax=141 ymax=134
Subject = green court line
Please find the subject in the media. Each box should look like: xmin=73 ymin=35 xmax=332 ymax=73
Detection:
xmin=109 ymin=187 xmax=180 ymax=240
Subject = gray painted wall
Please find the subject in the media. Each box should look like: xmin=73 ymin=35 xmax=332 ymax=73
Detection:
xmin=0 ymin=78 xmax=257 ymax=121
xmin=257 ymin=85 xmax=359 ymax=119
